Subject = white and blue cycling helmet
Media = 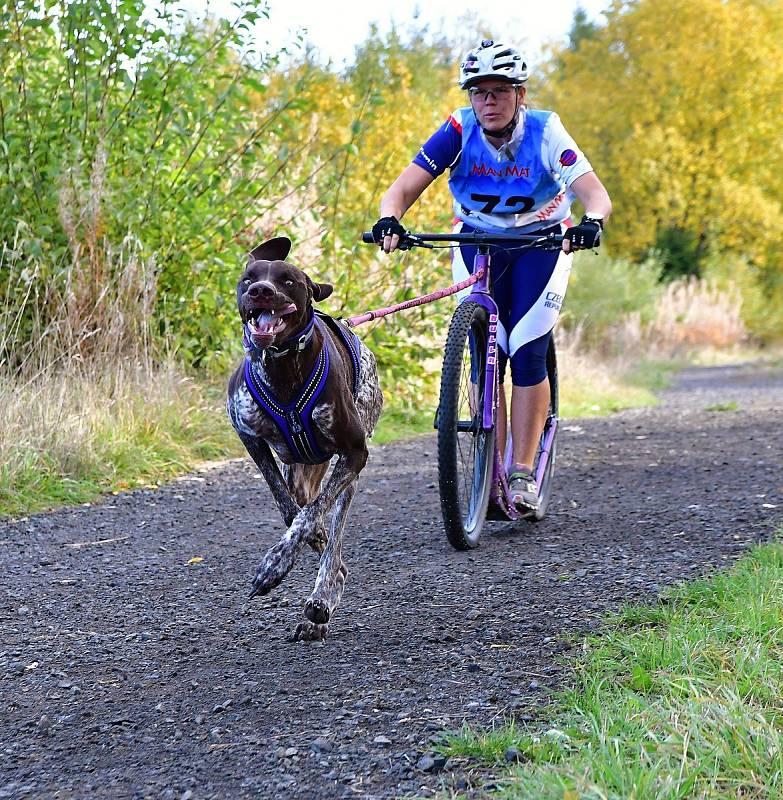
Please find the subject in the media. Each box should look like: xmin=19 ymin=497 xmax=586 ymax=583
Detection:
xmin=458 ymin=40 xmax=529 ymax=89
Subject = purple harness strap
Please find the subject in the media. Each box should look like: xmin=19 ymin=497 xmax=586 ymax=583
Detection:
xmin=244 ymin=317 xmax=331 ymax=464
xmin=315 ymin=312 xmax=362 ymax=399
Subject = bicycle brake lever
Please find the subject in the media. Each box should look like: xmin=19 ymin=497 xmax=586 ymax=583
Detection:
xmin=398 ymin=235 xmax=433 ymax=250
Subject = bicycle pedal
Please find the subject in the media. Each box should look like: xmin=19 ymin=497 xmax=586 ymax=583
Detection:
xmin=512 ymin=501 xmax=538 ymax=520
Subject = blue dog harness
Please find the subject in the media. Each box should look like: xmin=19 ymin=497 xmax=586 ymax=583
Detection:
xmin=243 ymin=313 xmax=362 ymax=464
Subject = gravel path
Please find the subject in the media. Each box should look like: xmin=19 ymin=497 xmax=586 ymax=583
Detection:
xmin=2 ymin=362 xmax=782 ymax=799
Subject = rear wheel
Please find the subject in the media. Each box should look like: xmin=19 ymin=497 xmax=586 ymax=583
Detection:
xmin=437 ymin=301 xmax=496 ymax=550
xmin=532 ymin=336 xmax=559 ymax=521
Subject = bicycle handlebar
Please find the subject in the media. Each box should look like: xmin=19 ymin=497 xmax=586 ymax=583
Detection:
xmin=361 ymin=230 xmax=564 ymax=250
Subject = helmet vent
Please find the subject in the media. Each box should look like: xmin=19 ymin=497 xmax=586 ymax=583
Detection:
xmin=458 ymin=40 xmax=529 ymax=89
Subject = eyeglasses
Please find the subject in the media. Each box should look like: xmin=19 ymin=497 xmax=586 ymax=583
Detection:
xmin=467 ymin=85 xmax=517 ymax=102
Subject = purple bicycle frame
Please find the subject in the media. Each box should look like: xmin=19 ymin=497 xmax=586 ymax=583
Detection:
xmin=462 ymin=252 xmax=559 ymax=521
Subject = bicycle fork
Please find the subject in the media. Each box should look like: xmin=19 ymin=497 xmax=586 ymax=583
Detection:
xmin=459 ymin=252 xmax=519 ymax=518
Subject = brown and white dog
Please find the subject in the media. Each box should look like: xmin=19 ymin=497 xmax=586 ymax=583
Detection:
xmin=227 ymin=236 xmax=383 ymax=641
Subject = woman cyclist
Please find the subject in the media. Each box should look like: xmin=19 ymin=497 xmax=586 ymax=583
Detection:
xmin=372 ymin=39 xmax=612 ymax=512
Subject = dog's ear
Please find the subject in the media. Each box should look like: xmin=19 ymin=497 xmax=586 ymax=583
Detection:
xmin=249 ymin=236 xmax=292 ymax=263
xmin=308 ymin=277 xmax=334 ymax=303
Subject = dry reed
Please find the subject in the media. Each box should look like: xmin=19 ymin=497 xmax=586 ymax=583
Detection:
xmin=648 ymin=277 xmax=746 ymax=351
xmin=0 ymin=152 xmax=237 ymax=513
xmin=597 ymin=277 xmax=747 ymax=358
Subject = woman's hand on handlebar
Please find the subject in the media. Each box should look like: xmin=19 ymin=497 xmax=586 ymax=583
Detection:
xmin=562 ymin=214 xmax=602 ymax=253
xmin=371 ymin=215 xmax=408 ymax=254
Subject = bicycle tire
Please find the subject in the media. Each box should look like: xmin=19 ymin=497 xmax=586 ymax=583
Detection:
xmin=532 ymin=336 xmax=559 ymax=521
xmin=437 ymin=301 xmax=496 ymax=550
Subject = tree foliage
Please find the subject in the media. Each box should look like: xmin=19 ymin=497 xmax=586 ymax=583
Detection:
xmin=537 ymin=0 xmax=783 ymax=336
xmin=248 ymin=27 xmax=465 ymax=405
xmin=2 ymin=0 xmax=781 ymax=406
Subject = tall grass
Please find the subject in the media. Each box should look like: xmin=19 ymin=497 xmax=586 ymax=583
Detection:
xmin=0 ymin=358 xmax=241 ymax=518
xmin=556 ymin=327 xmax=675 ymax=418
xmin=647 ymin=278 xmax=747 ymax=351
xmin=0 ymin=236 xmax=755 ymax=519
xmin=551 ymin=251 xmax=753 ymax=419
xmin=0 ymin=217 xmax=240 ymax=518
xmin=563 ymin=250 xmax=750 ymax=359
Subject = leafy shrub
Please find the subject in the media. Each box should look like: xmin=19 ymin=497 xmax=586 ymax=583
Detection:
xmin=561 ymin=251 xmax=663 ymax=352
xmin=0 ymin=0 xmax=307 ymax=369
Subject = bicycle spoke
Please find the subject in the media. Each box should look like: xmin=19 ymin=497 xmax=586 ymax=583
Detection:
xmin=454 ymin=326 xmax=487 ymax=521
xmin=437 ymin=301 xmax=496 ymax=549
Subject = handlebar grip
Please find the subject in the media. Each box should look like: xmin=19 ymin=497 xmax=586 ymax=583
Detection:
xmin=361 ymin=232 xmax=375 ymax=244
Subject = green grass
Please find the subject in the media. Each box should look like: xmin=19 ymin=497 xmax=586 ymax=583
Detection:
xmin=441 ymin=539 xmax=783 ymax=798
xmin=373 ymin=357 xmax=676 ymax=445
xmin=560 ymin=379 xmax=654 ymax=418
xmin=0 ymin=353 xmax=679 ymax=518
xmin=0 ymin=368 xmax=243 ymax=519
xmin=705 ymin=401 xmax=739 ymax=412
xmin=372 ymin=405 xmax=434 ymax=445
xmin=559 ymin=358 xmax=678 ymax=418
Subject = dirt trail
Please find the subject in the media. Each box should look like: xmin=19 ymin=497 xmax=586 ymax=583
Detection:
xmin=1 ymin=363 xmax=782 ymax=799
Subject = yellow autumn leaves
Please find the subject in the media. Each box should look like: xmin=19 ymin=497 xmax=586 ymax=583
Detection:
xmin=251 ymin=0 xmax=782 ymax=351
xmin=537 ymin=0 xmax=783 ymax=335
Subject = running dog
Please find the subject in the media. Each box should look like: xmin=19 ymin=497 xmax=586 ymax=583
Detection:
xmin=227 ymin=236 xmax=383 ymax=641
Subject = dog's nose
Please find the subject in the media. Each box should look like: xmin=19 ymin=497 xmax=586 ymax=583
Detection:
xmin=247 ymin=281 xmax=276 ymax=300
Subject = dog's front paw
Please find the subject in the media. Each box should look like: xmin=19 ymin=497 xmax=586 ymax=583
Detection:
xmin=304 ymin=596 xmax=330 ymax=625
xmin=248 ymin=539 xmax=297 ymax=598
xmin=293 ymin=620 xmax=328 ymax=642
xmin=249 ymin=559 xmax=287 ymax=597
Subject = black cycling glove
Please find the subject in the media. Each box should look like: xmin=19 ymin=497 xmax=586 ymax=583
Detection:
xmin=371 ymin=215 xmax=407 ymax=244
xmin=564 ymin=215 xmax=603 ymax=250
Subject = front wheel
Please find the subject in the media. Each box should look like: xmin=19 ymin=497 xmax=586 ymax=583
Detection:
xmin=437 ymin=301 xmax=496 ymax=550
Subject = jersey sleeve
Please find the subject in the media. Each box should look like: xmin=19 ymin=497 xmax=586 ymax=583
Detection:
xmin=412 ymin=109 xmax=463 ymax=177
xmin=542 ymin=112 xmax=593 ymax=186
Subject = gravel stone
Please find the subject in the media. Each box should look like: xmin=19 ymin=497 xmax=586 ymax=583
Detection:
xmin=416 ymin=755 xmax=436 ymax=772
xmin=310 ymin=737 xmax=333 ymax=753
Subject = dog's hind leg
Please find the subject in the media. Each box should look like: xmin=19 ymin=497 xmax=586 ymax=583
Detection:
xmin=302 ymin=479 xmax=355 ymax=629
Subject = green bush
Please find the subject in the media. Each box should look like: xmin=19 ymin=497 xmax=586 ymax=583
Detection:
xmin=562 ymin=250 xmax=663 ymax=350
xmin=0 ymin=0 xmax=303 ymax=369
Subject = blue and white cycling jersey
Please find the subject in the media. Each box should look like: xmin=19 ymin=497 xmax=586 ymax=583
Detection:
xmin=413 ymin=107 xmax=593 ymax=232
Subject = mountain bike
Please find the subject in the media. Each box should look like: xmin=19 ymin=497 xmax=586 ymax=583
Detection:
xmin=361 ymin=229 xmax=564 ymax=550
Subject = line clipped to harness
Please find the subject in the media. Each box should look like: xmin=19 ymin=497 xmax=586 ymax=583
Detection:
xmin=346 ymin=266 xmax=485 ymax=328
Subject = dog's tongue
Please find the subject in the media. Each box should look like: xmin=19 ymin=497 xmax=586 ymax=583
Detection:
xmin=253 ymin=311 xmax=283 ymax=335
xmin=255 ymin=311 xmax=277 ymax=331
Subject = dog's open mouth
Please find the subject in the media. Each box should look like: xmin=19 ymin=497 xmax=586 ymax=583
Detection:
xmin=246 ymin=303 xmax=298 ymax=341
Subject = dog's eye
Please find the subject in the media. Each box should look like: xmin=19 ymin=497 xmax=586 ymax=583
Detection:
xmin=284 ymin=279 xmax=294 ymax=287
xmin=243 ymin=278 xmax=251 ymax=286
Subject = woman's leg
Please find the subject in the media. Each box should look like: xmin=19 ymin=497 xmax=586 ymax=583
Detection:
xmin=507 ymin=247 xmax=572 ymax=476
xmin=511 ymin=374 xmax=550 ymax=471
